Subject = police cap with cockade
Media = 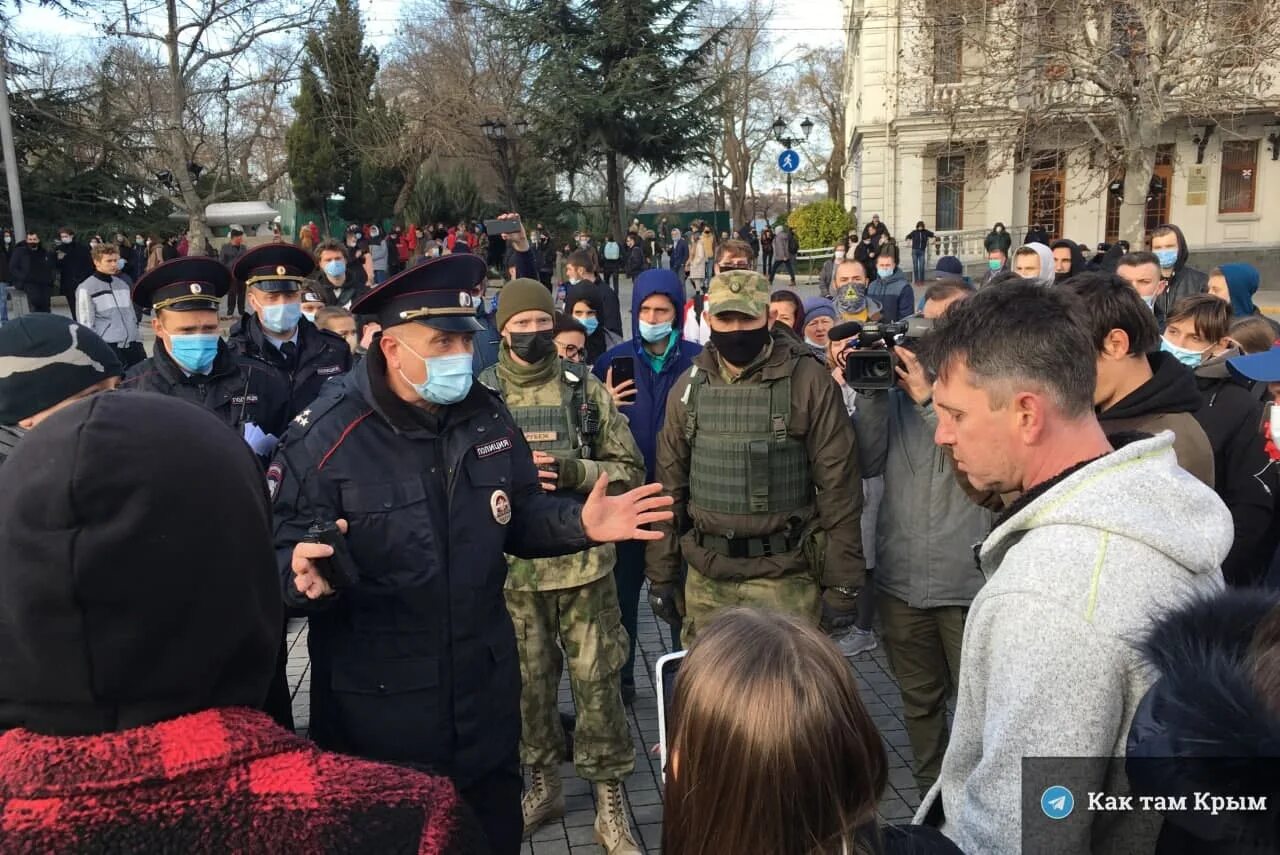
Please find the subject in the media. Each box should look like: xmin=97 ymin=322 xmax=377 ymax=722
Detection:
xmin=232 ymin=244 xmax=316 ymax=293
xmin=351 ymin=254 xmax=486 ymax=333
xmin=132 ymin=257 xmax=229 ymax=312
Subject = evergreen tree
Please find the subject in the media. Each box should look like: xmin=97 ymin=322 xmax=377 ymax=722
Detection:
xmin=285 ymin=65 xmax=338 ymax=229
xmin=502 ymin=0 xmax=723 ymax=238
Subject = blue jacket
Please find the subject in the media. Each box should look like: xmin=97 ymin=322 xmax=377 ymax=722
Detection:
xmin=593 ymin=268 xmax=701 ymax=480
xmin=867 ymin=269 xmax=914 ymax=322
xmin=669 ymin=239 xmax=689 ymax=275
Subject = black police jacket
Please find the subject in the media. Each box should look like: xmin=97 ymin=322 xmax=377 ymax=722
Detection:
xmin=227 ymin=313 xmax=352 ymax=417
xmin=122 ymin=341 xmax=292 ymax=441
xmin=269 ymin=348 xmax=592 ymax=786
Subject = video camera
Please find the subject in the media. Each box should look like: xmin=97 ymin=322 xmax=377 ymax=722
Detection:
xmin=832 ymin=317 xmax=934 ymax=391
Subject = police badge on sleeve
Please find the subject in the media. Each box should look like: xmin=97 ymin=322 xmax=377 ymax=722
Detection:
xmin=490 ymin=489 xmax=512 ymax=525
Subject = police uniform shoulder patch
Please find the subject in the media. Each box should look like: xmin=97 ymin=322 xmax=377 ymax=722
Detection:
xmin=281 ymin=387 xmax=345 ymax=441
xmin=475 ymin=435 xmax=514 ymax=459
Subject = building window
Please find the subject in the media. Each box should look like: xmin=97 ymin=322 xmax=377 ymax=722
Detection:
xmin=1028 ymin=151 xmax=1064 ymax=241
xmin=933 ymin=15 xmax=963 ymax=84
xmin=1219 ymin=140 xmax=1258 ymax=214
xmin=935 ymin=156 xmax=965 ymax=230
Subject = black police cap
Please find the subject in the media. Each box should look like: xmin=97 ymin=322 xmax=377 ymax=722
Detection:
xmin=351 ymin=254 xmax=486 ymax=333
xmin=132 ymin=257 xmax=229 ymax=312
xmin=232 ymin=244 xmax=316 ymax=293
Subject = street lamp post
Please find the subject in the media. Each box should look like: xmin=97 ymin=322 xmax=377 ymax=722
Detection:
xmin=772 ymin=115 xmax=814 ymax=216
xmin=480 ymin=117 xmax=528 ymax=210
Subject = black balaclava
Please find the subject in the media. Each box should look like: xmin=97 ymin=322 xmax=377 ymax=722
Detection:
xmin=0 ymin=392 xmax=280 ymax=736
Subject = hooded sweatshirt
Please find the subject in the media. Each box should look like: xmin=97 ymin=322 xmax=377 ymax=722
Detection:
xmin=0 ymin=392 xmax=479 ymax=853
xmin=593 ymin=269 xmax=702 ymax=479
xmin=1219 ymin=263 xmax=1280 ymax=340
xmin=915 ymin=432 xmax=1230 ymax=854
xmin=1126 ymin=589 xmax=1280 ymax=854
xmin=1050 ymin=238 xmax=1087 ymax=284
xmin=1153 ymin=223 xmax=1209 ymax=319
xmin=565 ymin=280 xmax=623 ymax=363
xmin=1015 ymin=242 xmax=1056 ymax=288
xmin=1097 ymin=350 xmax=1216 ymax=488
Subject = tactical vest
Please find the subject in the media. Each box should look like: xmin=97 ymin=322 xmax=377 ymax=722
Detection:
xmin=480 ymin=361 xmax=590 ymax=458
xmin=683 ymin=365 xmax=813 ymax=515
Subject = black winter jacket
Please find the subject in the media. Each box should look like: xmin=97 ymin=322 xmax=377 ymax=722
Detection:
xmin=227 ymin=314 xmax=352 ymax=417
xmin=1127 ymin=589 xmax=1280 ymax=854
xmin=1193 ymin=354 xmax=1277 ymax=585
xmin=122 ymin=341 xmax=292 ymax=443
xmin=269 ymin=348 xmax=592 ymax=786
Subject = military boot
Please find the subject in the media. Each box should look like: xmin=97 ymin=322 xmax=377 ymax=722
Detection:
xmin=593 ymin=780 xmax=641 ymax=855
xmin=522 ymin=766 xmax=565 ymax=837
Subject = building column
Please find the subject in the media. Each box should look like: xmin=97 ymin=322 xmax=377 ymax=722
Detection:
xmin=897 ymin=146 xmax=926 ymax=232
xmin=986 ymin=141 xmax=1016 ymax=228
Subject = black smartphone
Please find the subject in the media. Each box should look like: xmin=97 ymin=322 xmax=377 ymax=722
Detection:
xmin=484 ymin=218 xmax=522 ymax=236
xmin=609 ymin=355 xmax=636 ymax=387
xmin=303 ymin=520 xmax=360 ymax=590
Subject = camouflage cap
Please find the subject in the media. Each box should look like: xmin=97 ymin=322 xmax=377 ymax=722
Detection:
xmin=706 ymin=269 xmax=769 ymax=317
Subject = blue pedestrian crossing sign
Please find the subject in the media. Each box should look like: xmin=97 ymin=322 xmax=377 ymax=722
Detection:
xmin=778 ymin=150 xmax=801 ymax=173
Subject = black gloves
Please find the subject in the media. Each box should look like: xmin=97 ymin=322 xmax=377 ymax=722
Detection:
xmin=648 ymin=582 xmax=684 ymax=627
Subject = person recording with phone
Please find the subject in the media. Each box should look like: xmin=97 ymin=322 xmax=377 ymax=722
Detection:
xmin=593 ymin=267 xmax=702 ymax=700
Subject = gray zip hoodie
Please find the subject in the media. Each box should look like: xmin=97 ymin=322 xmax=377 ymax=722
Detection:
xmin=914 ymin=431 xmax=1230 ymax=853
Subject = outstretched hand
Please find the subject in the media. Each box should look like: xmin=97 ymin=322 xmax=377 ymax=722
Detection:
xmin=580 ymin=474 xmax=673 ymax=542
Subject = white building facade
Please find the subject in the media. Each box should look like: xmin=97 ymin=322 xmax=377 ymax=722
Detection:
xmin=841 ymin=0 xmax=1280 ymax=274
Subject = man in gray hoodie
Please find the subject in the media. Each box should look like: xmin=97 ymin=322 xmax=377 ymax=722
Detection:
xmin=912 ymin=281 xmax=1231 ymax=853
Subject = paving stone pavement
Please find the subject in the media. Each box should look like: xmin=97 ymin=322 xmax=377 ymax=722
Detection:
xmin=285 ymin=586 xmax=921 ymax=855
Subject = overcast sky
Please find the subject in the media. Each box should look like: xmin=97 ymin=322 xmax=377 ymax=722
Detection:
xmin=12 ymin=0 xmax=845 ymax=204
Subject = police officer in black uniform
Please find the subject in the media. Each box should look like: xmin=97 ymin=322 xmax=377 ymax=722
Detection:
xmin=228 ymin=244 xmax=351 ymax=417
xmin=269 ymin=253 xmax=672 ymax=855
xmin=123 ymin=257 xmax=291 ymax=457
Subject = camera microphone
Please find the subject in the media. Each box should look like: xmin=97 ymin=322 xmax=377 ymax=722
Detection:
xmin=829 ymin=320 xmax=864 ymax=341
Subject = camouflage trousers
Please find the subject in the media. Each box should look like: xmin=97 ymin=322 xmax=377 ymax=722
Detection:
xmin=504 ymin=573 xmax=634 ymax=782
xmin=682 ymin=566 xmax=821 ymax=646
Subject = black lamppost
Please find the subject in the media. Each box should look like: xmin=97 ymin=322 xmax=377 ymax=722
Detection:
xmin=481 ymin=117 xmax=529 ymax=209
xmin=772 ymin=115 xmax=813 ymax=216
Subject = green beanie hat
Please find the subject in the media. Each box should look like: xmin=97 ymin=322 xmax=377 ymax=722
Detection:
xmin=496 ymin=278 xmax=555 ymax=331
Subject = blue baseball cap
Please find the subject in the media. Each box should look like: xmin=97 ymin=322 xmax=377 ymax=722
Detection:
xmin=1228 ymin=347 xmax=1280 ymax=383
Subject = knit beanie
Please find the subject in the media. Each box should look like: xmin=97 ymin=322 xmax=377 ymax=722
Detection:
xmin=496 ymin=278 xmax=555 ymax=331
xmin=0 ymin=315 xmax=123 ymax=426
xmin=801 ymin=296 xmax=837 ymax=323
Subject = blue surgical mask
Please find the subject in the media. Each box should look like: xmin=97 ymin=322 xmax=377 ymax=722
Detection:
xmin=639 ymin=319 xmax=672 ymax=343
xmin=398 ymin=343 xmax=474 ymax=405
xmin=323 ymin=259 xmax=346 ymax=278
xmin=1160 ymin=336 xmax=1208 ymax=368
xmin=116 ymin=258 xmax=126 ymax=271
xmin=259 ymin=300 xmax=301 ymax=334
xmin=1154 ymin=248 xmax=1178 ymax=270
xmin=302 ymin=310 xmax=317 ymax=324
xmin=578 ymin=315 xmax=599 ymax=335
xmin=168 ymin=333 xmax=220 ymax=375
xmin=876 ymin=267 xmax=893 ymax=279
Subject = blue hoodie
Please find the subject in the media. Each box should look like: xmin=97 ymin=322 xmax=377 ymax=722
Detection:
xmin=593 ymin=268 xmax=702 ymax=479
xmin=1220 ymin=262 xmax=1260 ymax=318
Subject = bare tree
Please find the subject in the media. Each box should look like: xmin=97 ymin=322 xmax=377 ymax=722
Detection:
xmin=697 ymin=0 xmax=788 ymax=226
xmin=98 ymin=0 xmax=323 ymax=251
xmin=792 ymin=45 xmax=846 ymax=202
xmin=912 ymin=0 xmax=1280 ymax=243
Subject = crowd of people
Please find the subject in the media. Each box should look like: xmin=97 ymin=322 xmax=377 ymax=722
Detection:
xmin=0 ymin=206 xmax=1278 ymax=855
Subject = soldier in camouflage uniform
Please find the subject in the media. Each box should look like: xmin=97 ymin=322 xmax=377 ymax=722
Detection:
xmin=646 ymin=269 xmax=866 ymax=644
xmin=480 ymin=278 xmax=645 ymax=855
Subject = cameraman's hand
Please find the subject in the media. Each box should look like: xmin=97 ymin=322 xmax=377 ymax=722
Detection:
xmin=819 ymin=587 xmax=859 ymax=633
xmin=648 ymin=582 xmax=684 ymax=627
xmin=894 ymin=345 xmax=932 ymax=406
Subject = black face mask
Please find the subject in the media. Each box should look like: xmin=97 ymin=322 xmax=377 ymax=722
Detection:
xmin=509 ymin=330 xmax=557 ymax=364
xmin=710 ymin=325 xmax=771 ymax=367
